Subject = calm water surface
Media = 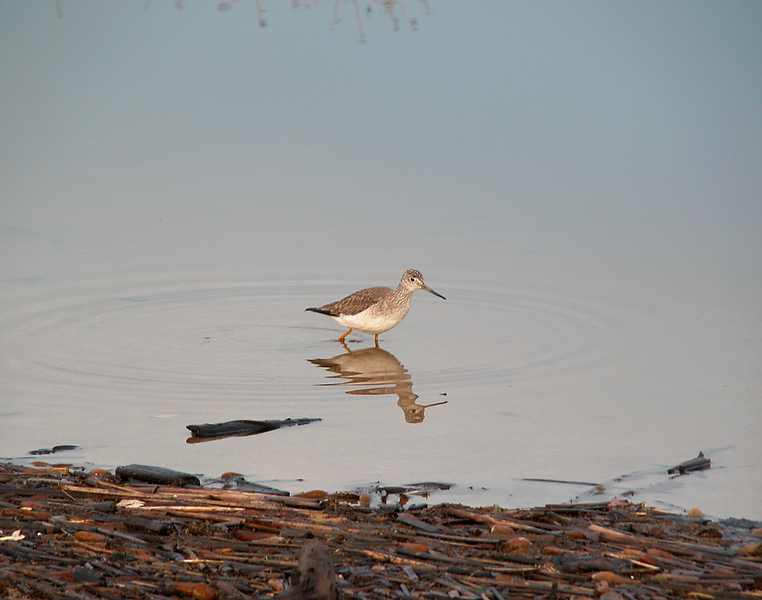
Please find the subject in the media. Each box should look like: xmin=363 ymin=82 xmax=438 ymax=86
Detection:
xmin=1 ymin=2 xmax=760 ymax=519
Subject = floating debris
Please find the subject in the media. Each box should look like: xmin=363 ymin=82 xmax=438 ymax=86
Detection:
xmin=28 ymin=444 xmax=79 ymax=455
xmin=523 ymin=477 xmax=601 ymax=486
xmin=186 ymin=417 xmax=322 ymax=442
xmin=668 ymin=451 xmax=712 ymax=474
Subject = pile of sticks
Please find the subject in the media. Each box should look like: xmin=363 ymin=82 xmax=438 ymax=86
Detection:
xmin=1 ymin=463 xmax=760 ymax=599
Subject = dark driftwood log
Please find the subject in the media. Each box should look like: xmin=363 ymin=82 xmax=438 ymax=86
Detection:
xmin=186 ymin=418 xmax=321 ymax=442
xmin=28 ymin=444 xmax=79 ymax=455
xmin=123 ymin=516 xmax=173 ymax=535
xmin=233 ymin=478 xmax=291 ymax=496
xmin=115 ymin=464 xmax=200 ymax=487
xmin=397 ymin=512 xmax=443 ymax=533
xmin=667 ymin=451 xmax=711 ymax=474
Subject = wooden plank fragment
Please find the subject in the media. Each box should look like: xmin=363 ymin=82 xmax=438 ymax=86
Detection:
xmin=115 ymin=464 xmax=201 ymax=487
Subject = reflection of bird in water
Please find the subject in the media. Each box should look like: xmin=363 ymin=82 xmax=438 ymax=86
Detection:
xmin=308 ymin=346 xmax=446 ymax=424
xmin=305 ymin=269 xmax=445 ymax=344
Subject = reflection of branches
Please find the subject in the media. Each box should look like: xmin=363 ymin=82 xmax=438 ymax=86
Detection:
xmin=93 ymin=0 xmax=430 ymax=40
xmin=276 ymin=0 xmax=432 ymax=41
xmin=254 ymin=0 xmax=266 ymax=25
xmin=330 ymin=0 xmax=365 ymax=42
xmin=376 ymin=0 xmax=427 ymax=32
xmin=328 ymin=0 xmax=429 ymax=41
xmin=219 ymin=0 xmax=265 ymax=26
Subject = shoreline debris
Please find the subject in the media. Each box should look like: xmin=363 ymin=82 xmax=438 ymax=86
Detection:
xmin=1 ymin=462 xmax=760 ymax=600
xmin=115 ymin=464 xmax=202 ymax=487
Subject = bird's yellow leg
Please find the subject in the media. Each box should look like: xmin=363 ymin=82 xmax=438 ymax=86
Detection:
xmin=337 ymin=329 xmax=352 ymax=342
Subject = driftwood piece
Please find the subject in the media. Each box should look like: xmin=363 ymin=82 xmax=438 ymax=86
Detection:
xmin=28 ymin=444 xmax=79 ymax=455
xmin=186 ymin=418 xmax=321 ymax=442
xmin=115 ymin=464 xmax=201 ymax=486
xmin=231 ymin=477 xmax=291 ymax=496
xmin=667 ymin=451 xmax=711 ymax=474
xmin=59 ymin=481 xmax=321 ymax=510
xmin=277 ymin=539 xmax=336 ymax=599
xmin=397 ymin=511 xmax=443 ymax=533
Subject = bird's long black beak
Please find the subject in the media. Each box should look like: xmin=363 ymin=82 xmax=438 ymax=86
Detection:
xmin=423 ymin=285 xmax=446 ymax=300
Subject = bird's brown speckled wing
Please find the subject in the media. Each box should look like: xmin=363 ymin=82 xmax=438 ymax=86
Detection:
xmin=320 ymin=286 xmax=392 ymax=316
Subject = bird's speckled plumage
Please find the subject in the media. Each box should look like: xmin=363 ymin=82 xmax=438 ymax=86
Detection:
xmin=306 ymin=269 xmax=445 ymax=343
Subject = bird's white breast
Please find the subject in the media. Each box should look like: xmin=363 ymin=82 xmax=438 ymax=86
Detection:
xmin=332 ymin=303 xmax=411 ymax=335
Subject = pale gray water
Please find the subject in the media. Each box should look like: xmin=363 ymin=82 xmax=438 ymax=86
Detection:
xmin=1 ymin=1 xmax=761 ymax=519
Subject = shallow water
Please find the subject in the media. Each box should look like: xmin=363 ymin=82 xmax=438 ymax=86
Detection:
xmin=1 ymin=2 xmax=761 ymax=519
xmin=2 ymin=263 xmax=759 ymax=517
